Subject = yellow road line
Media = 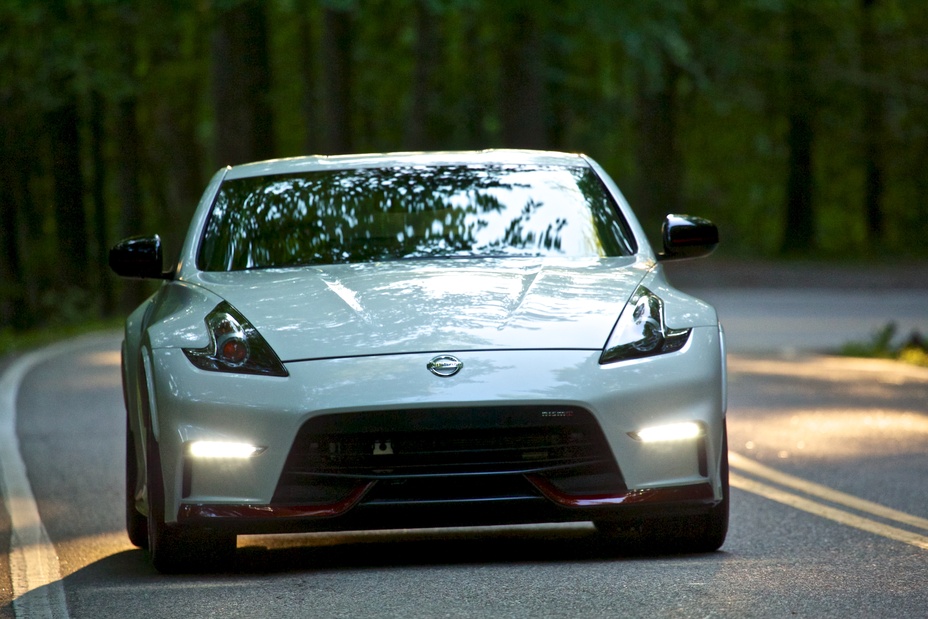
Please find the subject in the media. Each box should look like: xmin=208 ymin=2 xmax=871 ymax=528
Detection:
xmin=729 ymin=451 xmax=928 ymax=532
xmin=730 ymin=473 xmax=928 ymax=551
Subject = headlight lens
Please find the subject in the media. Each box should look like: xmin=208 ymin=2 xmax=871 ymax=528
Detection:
xmin=183 ymin=301 xmax=289 ymax=376
xmin=600 ymin=286 xmax=690 ymax=364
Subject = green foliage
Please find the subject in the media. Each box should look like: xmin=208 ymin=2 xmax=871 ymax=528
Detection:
xmin=898 ymin=346 xmax=928 ymax=368
xmin=2 ymin=0 xmax=928 ymax=331
xmin=840 ymin=322 xmax=928 ymax=368
xmin=840 ymin=321 xmax=898 ymax=358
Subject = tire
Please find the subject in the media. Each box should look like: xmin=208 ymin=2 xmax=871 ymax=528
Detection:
xmin=690 ymin=425 xmax=730 ymax=552
xmin=596 ymin=422 xmax=729 ymax=554
xmin=146 ymin=426 xmax=236 ymax=573
xmin=660 ymin=423 xmax=729 ymax=553
xmin=125 ymin=418 xmax=148 ymax=548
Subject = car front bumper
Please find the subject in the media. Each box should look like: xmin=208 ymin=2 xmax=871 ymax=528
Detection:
xmin=147 ymin=325 xmax=726 ymax=531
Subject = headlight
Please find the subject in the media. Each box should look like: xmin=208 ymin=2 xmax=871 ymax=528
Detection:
xmin=600 ymin=286 xmax=690 ymax=364
xmin=183 ymin=301 xmax=289 ymax=376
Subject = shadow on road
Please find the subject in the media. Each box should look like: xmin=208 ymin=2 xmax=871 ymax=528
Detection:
xmin=12 ymin=523 xmax=729 ymax=605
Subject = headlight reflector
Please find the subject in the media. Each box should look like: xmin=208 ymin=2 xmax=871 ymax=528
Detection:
xmin=600 ymin=286 xmax=690 ymax=364
xmin=183 ymin=301 xmax=288 ymax=376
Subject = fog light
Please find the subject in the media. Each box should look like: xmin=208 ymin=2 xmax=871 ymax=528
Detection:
xmin=631 ymin=422 xmax=701 ymax=443
xmin=189 ymin=441 xmax=264 ymax=459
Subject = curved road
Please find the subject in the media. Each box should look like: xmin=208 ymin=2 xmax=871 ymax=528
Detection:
xmin=1 ymin=322 xmax=927 ymax=617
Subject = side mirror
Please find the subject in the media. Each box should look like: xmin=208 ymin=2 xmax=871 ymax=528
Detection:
xmin=657 ymin=214 xmax=719 ymax=261
xmin=109 ymin=235 xmax=168 ymax=279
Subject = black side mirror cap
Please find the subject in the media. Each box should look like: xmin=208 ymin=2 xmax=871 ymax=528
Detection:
xmin=109 ymin=235 xmax=169 ymax=279
xmin=657 ymin=214 xmax=719 ymax=261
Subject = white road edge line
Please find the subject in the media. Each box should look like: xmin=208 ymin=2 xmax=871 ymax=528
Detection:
xmin=0 ymin=336 xmax=112 ymax=619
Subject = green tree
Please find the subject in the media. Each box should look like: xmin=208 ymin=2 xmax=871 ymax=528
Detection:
xmin=3 ymin=0 xmax=928 ymax=333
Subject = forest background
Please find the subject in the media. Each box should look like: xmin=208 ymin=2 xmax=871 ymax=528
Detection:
xmin=2 ymin=0 xmax=927 ymax=333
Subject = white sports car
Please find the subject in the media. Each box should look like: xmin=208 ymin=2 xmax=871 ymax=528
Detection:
xmin=110 ymin=150 xmax=727 ymax=573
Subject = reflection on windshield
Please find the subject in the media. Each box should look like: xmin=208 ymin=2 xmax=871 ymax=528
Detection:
xmin=198 ymin=164 xmax=634 ymax=271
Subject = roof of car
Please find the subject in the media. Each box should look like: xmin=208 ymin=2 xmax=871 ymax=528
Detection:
xmin=222 ymin=149 xmax=590 ymax=180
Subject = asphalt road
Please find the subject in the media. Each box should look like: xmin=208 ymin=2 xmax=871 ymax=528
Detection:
xmin=688 ymin=288 xmax=928 ymax=354
xmin=664 ymin=259 xmax=928 ymax=354
xmin=1 ymin=282 xmax=927 ymax=618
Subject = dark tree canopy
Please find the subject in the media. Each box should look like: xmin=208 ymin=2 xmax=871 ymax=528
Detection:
xmin=1 ymin=0 xmax=927 ymax=330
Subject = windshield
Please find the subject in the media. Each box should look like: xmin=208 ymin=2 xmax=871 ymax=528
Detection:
xmin=197 ymin=164 xmax=635 ymax=271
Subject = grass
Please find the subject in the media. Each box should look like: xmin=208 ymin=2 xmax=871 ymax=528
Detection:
xmin=0 ymin=319 xmax=124 ymax=358
xmin=839 ymin=322 xmax=928 ymax=368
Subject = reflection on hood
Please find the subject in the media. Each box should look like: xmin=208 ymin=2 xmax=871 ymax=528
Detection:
xmin=192 ymin=257 xmax=649 ymax=361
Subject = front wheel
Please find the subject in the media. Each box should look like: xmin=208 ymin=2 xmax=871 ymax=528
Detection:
xmin=125 ymin=421 xmax=148 ymax=548
xmin=146 ymin=433 xmax=235 ymax=573
xmin=596 ymin=423 xmax=729 ymax=553
xmin=660 ymin=424 xmax=730 ymax=552
xmin=688 ymin=427 xmax=729 ymax=552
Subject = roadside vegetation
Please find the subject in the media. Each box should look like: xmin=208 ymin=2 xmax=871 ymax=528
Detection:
xmin=0 ymin=320 xmax=123 ymax=358
xmin=3 ymin=1 xmax=928 ymax=333
xmin=840 ymin=323 xmax=928 ymax=368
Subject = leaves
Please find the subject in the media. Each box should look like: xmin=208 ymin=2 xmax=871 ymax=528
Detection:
xmin=2 ymin=0 xmax=928 ymax=329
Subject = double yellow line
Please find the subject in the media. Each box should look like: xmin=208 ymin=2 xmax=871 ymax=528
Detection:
xmin=729 ymin=451 xmax=928 ymax=551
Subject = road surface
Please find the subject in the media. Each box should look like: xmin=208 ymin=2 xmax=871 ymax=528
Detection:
xmin=1 ymin=281 xmax=926 ymax=617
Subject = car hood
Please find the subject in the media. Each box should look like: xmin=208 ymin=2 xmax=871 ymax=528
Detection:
xmin=187 ymin=257 xmax=651 ymax=361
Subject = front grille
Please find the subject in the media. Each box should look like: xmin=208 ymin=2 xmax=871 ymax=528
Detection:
xmin=272 ymin=405 xmax=625 ymax=506
xmin=365 ymin=473 xmax=534 ymax=503
xmin=283 ymin=406 xmax=613 ymax=476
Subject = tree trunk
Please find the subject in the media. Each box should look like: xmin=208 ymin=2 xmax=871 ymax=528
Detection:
xmin=113 ymin=95 xmax=147 ymax=311
xmin=499 ymin=8 xmax=547 ymax=149
xmin=212 ymin=0 xmax=275 ymax=166
xmin=111 ymin=4 xmax=152 ymax=313
xmin=781 ymin=6 xmax=816 ymax=254
xmin=137 ymin=4 xmax=207 ymax=261
xmin=48 ymin=98 xmax=89 ymax=289
xmin=89 ymin=90 xmax=115 ymax=315
xmin=2 ymin=114 xmax=43 ymax=327
xmin=860 ymin=0 xmax=885 ymax=242
xmin=321 ymin=7 xmax=354 ymax=154
xmin=0 ymin=92 xmax=23 ymax=327
xmin=299 ymin=0 xmax=321 ymax=155
xmin=634 ymin=56 xmax=683 ymax=235
xmin=151 ymin=94 xmax=205 ymax=256
xmin=0 ymin=187 xmax=21 ymax=327
xmin=0 ymin=123 xmax=25 ymax=327
xmin=404 ymin=0 xmax=439 ymax=151
xmin=459 ymin=12 xmax=488 ymax=149
xmin=113 ymin=99 xmax=143 ymax=272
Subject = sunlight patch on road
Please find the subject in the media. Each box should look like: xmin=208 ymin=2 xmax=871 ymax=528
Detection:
xmin=728 ymin=354 xmax=928 ymax=384
xmin=80 ymin=350 xmax=121 ymax=368
xmin=54 ymin=532 xmax=139 ymax=579
xmin=51 ymin=350 xmax=124 ymax=390
xmin=734 ymin=408 xmax=928 ymax=460
xmin=60 ymin=371 xmax=123 ymax=391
